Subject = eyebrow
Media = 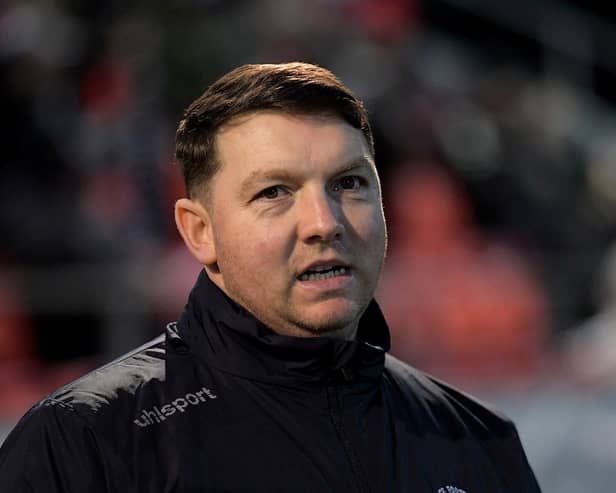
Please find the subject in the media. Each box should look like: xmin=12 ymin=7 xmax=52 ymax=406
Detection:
xmin=239 ymin=168 xmax=296 ymax=198
xmin=239 ymin=156 xmax=375 ymax=196
xmin=333 ymin=156 xmax=375 ymax=175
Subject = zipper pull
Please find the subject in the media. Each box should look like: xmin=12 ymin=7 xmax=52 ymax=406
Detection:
xmin=340 ymin=367 xmax=355 ymax=382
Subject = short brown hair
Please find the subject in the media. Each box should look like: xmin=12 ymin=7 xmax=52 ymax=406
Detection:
xmin=175 ymin=62 xmax=374 ymax=199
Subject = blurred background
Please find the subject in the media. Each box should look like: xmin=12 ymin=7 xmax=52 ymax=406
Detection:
xmin=1 ymin=0 xmax=616 ymax=490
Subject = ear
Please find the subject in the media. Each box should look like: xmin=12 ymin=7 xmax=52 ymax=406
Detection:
xmin=174 ymin=198 xmax=217 ymax=266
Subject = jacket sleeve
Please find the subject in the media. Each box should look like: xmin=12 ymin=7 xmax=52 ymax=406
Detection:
xmin=0 ymin=400 xmax=109 ymax=493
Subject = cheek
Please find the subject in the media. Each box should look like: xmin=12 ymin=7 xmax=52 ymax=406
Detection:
xmin=374 ymin=212 xmax=387 ymax=250
xmin=219 ymin=222 xmax=290 ymax=275
xmin=350 ymin=206 xmax=386 ymax=248
xmin=253 ymin=216 xmax=295 ymax=253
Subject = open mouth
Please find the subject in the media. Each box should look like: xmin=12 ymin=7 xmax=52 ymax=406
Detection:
xmin=298 ymin=266 xmax=349 ymax=281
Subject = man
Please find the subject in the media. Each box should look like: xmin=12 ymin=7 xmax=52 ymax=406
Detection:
xmin=0 ymin=62 xmax=541 ymax=492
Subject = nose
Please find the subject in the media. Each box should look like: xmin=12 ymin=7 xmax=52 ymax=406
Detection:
xmin=297 ymin=188 xmax=344 ymax=243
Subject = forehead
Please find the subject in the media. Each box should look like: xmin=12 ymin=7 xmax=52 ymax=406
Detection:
xmin=214 ymin=111 xmax=372 ymax=173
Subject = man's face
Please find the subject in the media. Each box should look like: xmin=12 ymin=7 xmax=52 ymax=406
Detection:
xmin=204 ymin=111 xmax=386 ymax=339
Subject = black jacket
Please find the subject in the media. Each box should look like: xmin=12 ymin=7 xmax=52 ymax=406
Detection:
xmin=0 ymin=272 xmax=541 ymax=492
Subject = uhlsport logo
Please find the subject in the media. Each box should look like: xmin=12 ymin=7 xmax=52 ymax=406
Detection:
xmin=134 ymin=386 xmax=217 ymax=428
xmin=437 ymin=486 xmax=467 ymax=493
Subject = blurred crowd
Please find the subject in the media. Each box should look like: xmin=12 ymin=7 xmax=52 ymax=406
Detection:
xmin=2 ymin=1 xmax=616 ymax=481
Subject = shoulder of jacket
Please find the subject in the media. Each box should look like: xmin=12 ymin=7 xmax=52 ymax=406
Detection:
xmin=40 ymin=332 xmax=167 ymax=415
xmin=383 ymin=354 xmax=517 ymax=438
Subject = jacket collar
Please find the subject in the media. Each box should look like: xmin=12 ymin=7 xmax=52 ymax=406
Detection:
xmin=174 ymin=270 xmax=390 ymax=384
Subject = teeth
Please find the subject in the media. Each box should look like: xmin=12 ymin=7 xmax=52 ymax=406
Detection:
xmin=299 ymin=267 xmax=347 ymax=281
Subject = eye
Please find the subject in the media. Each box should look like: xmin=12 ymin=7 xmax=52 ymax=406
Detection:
xmin=332 ymin=176 xmax=363 ymax=192
xmin=256 ymin=185 xmax=287 ymax=200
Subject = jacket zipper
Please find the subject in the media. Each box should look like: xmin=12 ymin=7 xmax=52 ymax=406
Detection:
xmin=327 ymin=383 xmax=369 ymax=493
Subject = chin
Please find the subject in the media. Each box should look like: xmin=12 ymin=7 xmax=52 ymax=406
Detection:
xmin=294 ymin=308 xmax=359 ymax=336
